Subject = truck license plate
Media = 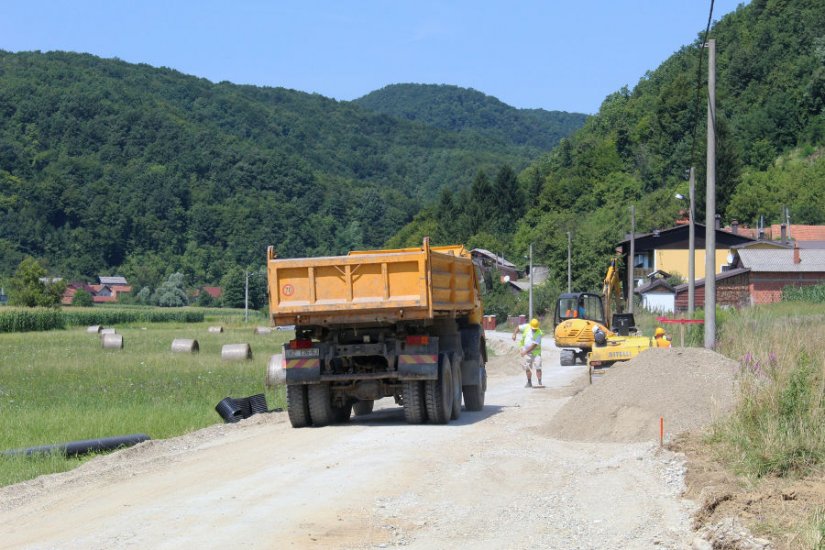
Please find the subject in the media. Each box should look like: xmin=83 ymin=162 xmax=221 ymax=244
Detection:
xmin=288 ymin=348 xmax=319 ymax=358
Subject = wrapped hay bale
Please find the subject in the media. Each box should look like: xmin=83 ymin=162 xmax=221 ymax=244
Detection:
xmin=86 ymin=325 xmax=102 ymax=334
xmin=171 ymin=339 xmax=199 ymax=353
xmin=254 ymin=326 xmax=273 ymax=335
xmin=101 ymin=334 xmax=124 ymax=349
xmin=207 ymin=326 xmax=224 ymax=334
xmin=99 ymin=328 xmax=116 ymax=335
xmin=221 ymin=343 xmax=252 ymax=361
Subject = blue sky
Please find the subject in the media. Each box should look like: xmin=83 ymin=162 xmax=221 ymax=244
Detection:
xmin=1 ymin=1 xmax=746 ymax=114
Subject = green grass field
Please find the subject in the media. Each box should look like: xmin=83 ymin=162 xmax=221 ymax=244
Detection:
xmin=0 ymin=320 xmax=290 ymax=486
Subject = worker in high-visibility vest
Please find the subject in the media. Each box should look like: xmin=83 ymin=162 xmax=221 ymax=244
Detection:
xmin=654 ymin=327 xmax=671 ymax=348
xmin=512 ymin=318 xmax=543 ymax=387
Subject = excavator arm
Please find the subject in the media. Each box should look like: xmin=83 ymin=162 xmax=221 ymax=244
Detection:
xmin=601 ymin=257 xmax=624 ymax=328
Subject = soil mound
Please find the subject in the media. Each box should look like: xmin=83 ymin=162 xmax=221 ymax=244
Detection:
xmin=542 ymin=347 xmax=739 ymax=443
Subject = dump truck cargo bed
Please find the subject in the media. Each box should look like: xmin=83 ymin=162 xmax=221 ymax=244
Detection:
xmin=267 ymin=240 xmax=481 ymax=326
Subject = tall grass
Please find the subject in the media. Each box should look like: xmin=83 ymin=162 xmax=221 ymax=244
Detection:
xmin=0 ymin=323 xmax=290 ymax=486
xmin=711 ymin=303 xmax=825 ymax=477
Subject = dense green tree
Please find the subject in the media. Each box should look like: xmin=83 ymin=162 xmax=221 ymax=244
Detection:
xmin=72 ymin=289 xmax=93 ymax=307
xmin=0 ymin=50 xmax=586 ymax=282
xmin=8 ymin=257 xmax=65 ymax=307
xmin=152 ymin=272 xmax=188 ymax=307
xmin=221 ymin=267 xmax=245 ymax=309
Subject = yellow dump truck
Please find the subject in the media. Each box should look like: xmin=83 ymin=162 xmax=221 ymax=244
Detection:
xmin=265 ymin=238 xmax=488 ymax=428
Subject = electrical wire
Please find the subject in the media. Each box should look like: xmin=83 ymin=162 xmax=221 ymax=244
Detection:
xmin=689 ymin=0 xmax=716 ymax=169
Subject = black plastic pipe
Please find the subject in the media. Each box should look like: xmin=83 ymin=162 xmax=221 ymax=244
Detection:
xmin=2 ymin=434 xmax=151 ymax=457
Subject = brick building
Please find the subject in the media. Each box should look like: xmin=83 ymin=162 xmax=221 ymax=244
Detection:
xmin=674 ymin=245 xmax=825 ymax=310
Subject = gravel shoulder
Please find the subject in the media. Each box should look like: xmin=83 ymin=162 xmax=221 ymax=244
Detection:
xmin=1 ymin=332 xmax=700 ymax=549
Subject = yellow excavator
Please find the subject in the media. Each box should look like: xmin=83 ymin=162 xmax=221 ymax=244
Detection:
xmin=553 ymin=258 xmax=653 ymax=379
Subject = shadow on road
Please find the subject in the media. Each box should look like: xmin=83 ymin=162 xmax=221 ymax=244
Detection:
xmin=343 ymin=403 xmax=506 ymax=428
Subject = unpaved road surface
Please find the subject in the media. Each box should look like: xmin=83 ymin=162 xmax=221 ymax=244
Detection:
xmin=1 ymin=332 xmax=697 ymax=549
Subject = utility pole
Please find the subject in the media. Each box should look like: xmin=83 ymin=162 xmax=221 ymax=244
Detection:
xmin=528 ymin=243 xmax=534 ymax=320
xmin=785 ymin=206 xmax=791 ymax=241
xmin=704 ymin=38 xmax=717 ymax=350
xmin=567 ymin=231 xmax=572 ymax=293
xmin=627 ymin=205 xmax=635 ymax=314
xmin=244 ymin=270 xmax=249 ymax=323
xmin=688 ymin=167 xmax=696 ymax=315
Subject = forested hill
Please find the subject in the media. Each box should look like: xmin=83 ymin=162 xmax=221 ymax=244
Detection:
xmin=0 ymin=50 xmax=584 ymax=285
xmin=355 ymin=84 xmax=587 ymax=150
xmin=392 ymin=0 xmax=825 ymax=293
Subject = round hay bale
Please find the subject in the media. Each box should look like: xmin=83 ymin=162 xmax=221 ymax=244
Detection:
xmin=207 ymin=326 xmax=224 ymax=334
xmin=171 ymin=338 xmax=199 ymax=353
xmin=254 ymin=326 xmax=273 ymax=335
xmin=222 ymin=343 xmax=252 ymax=361
xmin=99 ymin=328 xmax=116 ymax=335
xmin=101 ymin=334 xmax=124 ymax=350
xmin=86 ymin=325 xmax=102 ymax=334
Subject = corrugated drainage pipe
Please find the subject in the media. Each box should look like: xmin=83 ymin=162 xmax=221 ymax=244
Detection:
xmin=2 ymin=434 xmax=151 ymax=457
xmin=248 ymin=394 xmax=268 ymax=414
xmin=215 ymin=397 xmax=244 ymax=423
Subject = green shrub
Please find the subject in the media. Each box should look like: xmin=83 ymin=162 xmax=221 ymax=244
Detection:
xmin=783 ymin=283 xmax=825 ymax=303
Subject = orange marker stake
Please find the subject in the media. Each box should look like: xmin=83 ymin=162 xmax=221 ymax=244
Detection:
xmin=659 ymin=417 xmax=664 ymax=447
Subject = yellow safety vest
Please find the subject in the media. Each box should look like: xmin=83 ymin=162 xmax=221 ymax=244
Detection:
xmin=520 ymin=326 xmax=543 ymax=357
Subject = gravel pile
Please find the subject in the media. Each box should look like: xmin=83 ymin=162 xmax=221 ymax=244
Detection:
xmin=543 ymin=347 xmax=739 ymax=443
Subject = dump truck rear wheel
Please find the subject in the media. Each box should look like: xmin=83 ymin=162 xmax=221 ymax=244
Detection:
xmin=425 ymin=354 xmax=454 ymax=424
xmin=286 ymin=384 xmax=311 ymax=428
xmin=402 ymin=381 xmax=427 ymax=424
xmin=560 ymin=349 xmax=575 ymax=366
xmin=463 ymin=366 xmax=486 ymax=411
xmin=308 ymin=384 xmax=334 ymax=427
xmin=353 ymin=400 xmax=374 ymax=416
xmin=450 ymin=356 xmax=462 ymax=420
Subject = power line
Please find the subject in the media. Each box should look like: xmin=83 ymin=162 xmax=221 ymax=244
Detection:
xmin=689 ymin=0 xmax=716 ymax=169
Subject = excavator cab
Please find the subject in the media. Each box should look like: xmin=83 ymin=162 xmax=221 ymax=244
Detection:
xmin=553 ymin=292 xmax=606 ymax=326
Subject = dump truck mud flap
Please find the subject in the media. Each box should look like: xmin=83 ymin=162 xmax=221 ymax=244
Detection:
xmin=397 ymin=354 xmax=438 ymax=379
xmin=266 ymin=354 xmax=321 ymax=385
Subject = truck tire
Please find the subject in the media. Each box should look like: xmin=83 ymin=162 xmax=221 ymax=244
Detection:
xmin=450 ymin=356 xmax=462 ymax=421
xmin=353 ymin=400 xmax=374 ymax=416
xmin=308 ymin=384 xmax=335 ymax=427
xmin=463 ymin=366 xmax=486 ymax=411
xmin=425 ymin=354 xmax=454 ymax=424
xmin=402 ymin=381 xmax=427 ymax=424
xmin=286 ymin=385 xmax=311 ymax=428
xmin=560 ymin=349 xmax=576 ymax=366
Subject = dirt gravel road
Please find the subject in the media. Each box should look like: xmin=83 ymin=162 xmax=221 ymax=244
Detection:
xmin=1 ymin=333 xmax=698 ymax=549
